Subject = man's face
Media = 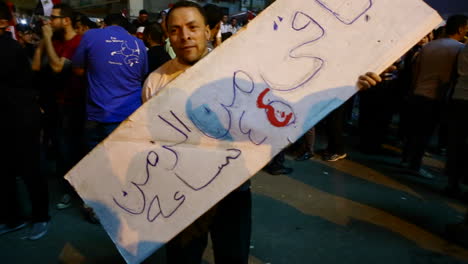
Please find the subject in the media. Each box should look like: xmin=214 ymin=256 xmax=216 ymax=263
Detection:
xmin=139 ymin=14 xmax=148 ymax=22
xmin=167 ymin=7 xmax=210 ymax=65
xmin=222 ymin=15 xmax=228 ymax=23
xmin=50 ymin=8 xmax=65 ymax=31
xmin=74 ymin=21 xmax=89 ymax=35
xmin=18 ymin=30 xmax=33 ymax=43
xmin=459 ymin=23 xmax=468 ymax=40
xmin=418 ymin=35 xmax=429 ymax=46
xmin=231 ymin=18 xmax=237 ymax=26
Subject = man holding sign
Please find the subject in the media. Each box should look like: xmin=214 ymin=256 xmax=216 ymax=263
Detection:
xmin=143 ymin=1 xmax=385 ymax=263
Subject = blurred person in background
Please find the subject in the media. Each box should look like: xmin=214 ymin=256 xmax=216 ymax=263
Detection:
xmin=73 ymin=13 xmax=97 ymax=35
xmin=143 ymin=21 xmax=171 ymax=73
xmin=0 ymin=0 xmax=50 ymax=240
xmin=132 ymin=9 xmax=149 ymax=28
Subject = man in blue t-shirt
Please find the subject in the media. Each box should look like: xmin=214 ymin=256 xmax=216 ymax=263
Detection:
xmin=73 ymin=13 xmax=148 ymax=152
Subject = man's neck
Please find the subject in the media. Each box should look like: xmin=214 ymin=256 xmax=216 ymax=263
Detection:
xmin=447 ymin=34 xmax=463 ymax=42
xmin=64 ymin=27 xmax=77 ymax=41
xmin=177 ymin=48 xmax=209 ymax=66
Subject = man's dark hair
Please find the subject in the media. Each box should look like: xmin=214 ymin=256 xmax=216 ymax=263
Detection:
xmin=0 ymin=1 xmax=12 ymax=21
xmin=139 ymin=9 xmax=148 ymax=15
xmin=203 ymin=4 xmax=223 ymax=30
xmin=143 ymin=22 xmax=164 ymax=44
xmin=104 ymin=13 xmax=128 ymax=27
xmin=53 ymin=3 xmax=74 ymax=19
xmin=166 ymin=1 xmax=207 ymax=29
xmin=433 ymin=26 xmax=446 ymax=39
xmin=73 ymin=13 xmax=98 ymax=29
xmin=445 ymin=14 xmax=468 ymax=36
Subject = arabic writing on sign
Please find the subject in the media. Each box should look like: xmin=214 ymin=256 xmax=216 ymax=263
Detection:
xmin=112 ymin=2 xmax=373 ymax=222
xmin=113 ymin=111 xmax=242 ymax=222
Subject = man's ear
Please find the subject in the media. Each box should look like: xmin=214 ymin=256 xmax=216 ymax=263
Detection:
xmin=205 ymin=24 xmax=210 ymax=41
xmin=64 ymin=17 xmax=72 ymax=27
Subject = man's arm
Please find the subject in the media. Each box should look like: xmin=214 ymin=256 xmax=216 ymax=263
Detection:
xmin=42 ymin=24 xmax=67 ymax=73
xmin=31 ymin=40 xmax=44 ymax=71
xmin=214 ymin=29 xmax=222 ymax=47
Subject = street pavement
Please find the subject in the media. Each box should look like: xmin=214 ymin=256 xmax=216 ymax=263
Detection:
xmin=1 ymin=130 xmax=467 ymax=264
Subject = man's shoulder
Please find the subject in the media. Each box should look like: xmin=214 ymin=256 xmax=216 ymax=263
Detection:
xmin=426 ymin=38 xmax=463 ymax=49
xmin=146 ymin=59 xmax=184 ymax=86
xmin=135 ymin=37 xmax=146 ymax=47
xmin=83 ymin=28 xmax=103 ymax=38
xmin=143 ymin=59 xmax=177 ymax=101
xmin=70 ymin=34 xmax=82 ymax=46
xmin=152 ymin=58 xmax=177 ymax=75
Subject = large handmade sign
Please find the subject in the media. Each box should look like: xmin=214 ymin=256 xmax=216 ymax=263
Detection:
xmin=65 ymin=0 xmax=442 ymax=263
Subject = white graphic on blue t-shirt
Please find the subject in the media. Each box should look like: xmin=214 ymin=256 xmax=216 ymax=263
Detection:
xmin=110 ymin=40 xmax=141 ymax=67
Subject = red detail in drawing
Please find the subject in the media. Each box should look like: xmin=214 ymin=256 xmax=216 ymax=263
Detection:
xmin=256 ymin=88 xmax=293 ymax=127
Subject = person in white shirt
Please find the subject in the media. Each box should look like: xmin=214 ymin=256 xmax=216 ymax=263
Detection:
xmin=227 ymin=17 xmax=240 ymax=34
xmin=220 ymin=15 xmax=229 ymax=34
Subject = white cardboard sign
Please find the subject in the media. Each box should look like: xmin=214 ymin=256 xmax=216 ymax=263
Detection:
xmin=65 ymin=0 xmax=442 ymax=263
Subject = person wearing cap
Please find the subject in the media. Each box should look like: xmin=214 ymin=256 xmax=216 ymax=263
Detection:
xmin=132 ymin=9 xmax=149 ymax=28
xmin=16 ymin=24 xmax=35 ymax=59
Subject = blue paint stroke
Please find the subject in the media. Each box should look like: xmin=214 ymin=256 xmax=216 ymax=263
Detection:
xmin=186 ymin=70 xmax=255 ymax=141
xmin=186 ymin=101 xmax=233 ymax=141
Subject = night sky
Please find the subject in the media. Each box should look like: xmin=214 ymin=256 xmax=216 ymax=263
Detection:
xmin=423 ymin=0 xmax=468 ymax=17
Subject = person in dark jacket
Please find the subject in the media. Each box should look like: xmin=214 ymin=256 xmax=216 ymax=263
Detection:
xmin=0 ymin=1 xmax=50 ymax=240
xmin=143 ymin=22 xmax=171 ymax=74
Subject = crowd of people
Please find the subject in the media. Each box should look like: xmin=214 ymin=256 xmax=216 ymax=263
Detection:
xmin=267 ymin=15 xmax=468 ymax=185
xmin=1 ymin=0 xmax=468 ymax=262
